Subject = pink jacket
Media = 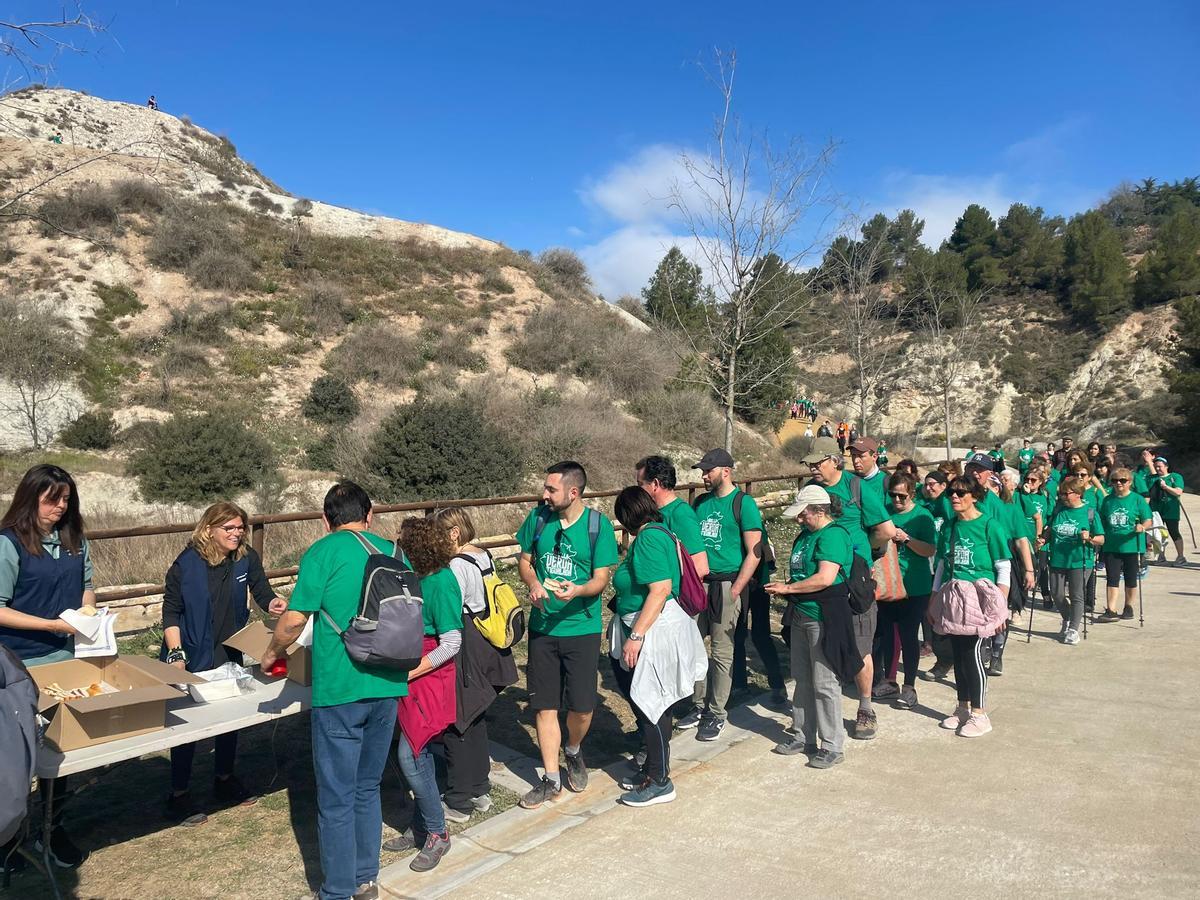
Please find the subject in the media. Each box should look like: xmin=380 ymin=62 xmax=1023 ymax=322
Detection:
xmin=929 ymin=578 xmax=1008 ymax=637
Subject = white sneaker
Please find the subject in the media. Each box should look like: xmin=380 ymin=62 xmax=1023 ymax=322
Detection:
xmin=959 ymin=711 xmax=993 ymax=738
xmin=940 ymin=704 xmax=969 ymax=730
xmin=1064 ymin=628 xmax=1080 ymax=645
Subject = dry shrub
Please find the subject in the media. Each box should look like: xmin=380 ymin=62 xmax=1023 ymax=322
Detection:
xmin=627 ymin=386 xmax=724 ymax=449
xmin=38 ymin=183 xmax=120 ymax=236
xmin=148 ymin=200 xmax=256 ymax=290
xmin=325 ymin=321 xmax=425 ymax=386
xmin=282 ymin=276 xmax=355 ymax=336
xmin=110 ymin=179 xmax=168 ymax=215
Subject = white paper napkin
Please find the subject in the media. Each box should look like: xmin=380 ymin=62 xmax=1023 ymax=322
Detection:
xmin=63 ymin=607 xmax=119 ymax=658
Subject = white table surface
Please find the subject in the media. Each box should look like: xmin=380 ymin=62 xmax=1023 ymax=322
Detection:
xmin=36 ymin=673 xmax=311 ymax=779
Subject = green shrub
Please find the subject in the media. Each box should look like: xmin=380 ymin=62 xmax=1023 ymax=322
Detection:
xmin=92 ymin=281 xmax=145 ymax=324
xmin=303 ymin=436 xmax=336 ymax=471
xmin=189 ymin=247 xmax=257 ymax=291
xmin=325 ymin=322 xmax=425 ymax=385
xmin=364 ymin=398 xmax=522 ymax=501
xmin=60 ymin=410 xmax=117 ymax=450
xmin=130 ymin=413 xmax=276 ymax=503
xmin=479 ymin=271 xmax=515 ymax=295
xmin=303 ymin=375 xmax=359 ymax=425
xmin=281 ymin=277 xmax=355 ymax=336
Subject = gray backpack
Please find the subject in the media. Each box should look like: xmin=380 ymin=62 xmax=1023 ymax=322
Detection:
xmin=320 ymin=532 xmax=425 ymax=671
xmin=0 ymin=645 xmax=37 ymax=846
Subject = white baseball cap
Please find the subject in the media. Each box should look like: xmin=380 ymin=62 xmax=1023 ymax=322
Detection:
xmin=783 ymin=484 xmax=832 ymax=517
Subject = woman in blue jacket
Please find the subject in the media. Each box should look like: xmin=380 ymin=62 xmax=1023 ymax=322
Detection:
xmin=161 ymin=501 xmax=283 ymax=825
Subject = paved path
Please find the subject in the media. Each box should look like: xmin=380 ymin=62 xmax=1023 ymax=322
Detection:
xmin=380 ymin=497 xmax=1200 ymax=900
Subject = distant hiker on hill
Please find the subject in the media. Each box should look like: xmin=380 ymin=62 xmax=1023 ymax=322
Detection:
xmin=49 ymin=132 xmax=62 ymax=144
xmin=818 ymin=420 xmax=834 ymax=438
xmin=147 ymin=95 xmax=158 ymax=110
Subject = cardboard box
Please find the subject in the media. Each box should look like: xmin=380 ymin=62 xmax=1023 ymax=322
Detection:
xmin=224 ymin=620 xmax=312 ymax=686
xmin=32 ymin=656 xmax=203 ymax=752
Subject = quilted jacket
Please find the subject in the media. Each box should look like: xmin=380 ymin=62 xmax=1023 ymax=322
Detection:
xmin=929 ymin=577 xmax=1009 ymax=637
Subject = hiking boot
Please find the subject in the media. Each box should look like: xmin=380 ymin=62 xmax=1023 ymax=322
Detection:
xmin=696 ymin=717 xmax=725 ymax=742
xmin=619 ymin=778 xmax=676 ymax=808
xmin=871 ymin=681 xmax=900 ymax=700
xmin=941 ymin=704 xmax=970 ymax=730
xmin=165 ymin=791 xmax=208 ymax=827
xmin=353 ymin=882 xmax=379 ymax=900
xmin=897 ymin=685 xmax=918 ymax=709
xmin=1096 ymin=610 xmax=1121 ymax=623
xmin=675 ymin=705 xmax=703 ymax=730
xmin=806 ymin=749 xmax=845 ymax=769
xmin=34 ymin=826 xmax=86 ymax=869
xmin=765 ymin=688 xmax=790 ymax=711
xmin=1064 ymin=628 xmax=1081 ymax=645
xmin=852 ymin=709 xmax=877 ymax=740
xmin=1121 ymin=606 xmax=1135 ymax=621
xmin=958 ymin=711 xmax=993 ymax=738
xmin=919 ymin=663 xmax=952 ymax=682
xmin=382 ymin=831 xmax=422 ymax=853
xmin=563 ymin=749 xmax=588 ymax=792
xmin=409 ymin=832 xmax=451 ymax=873
xmin=518 ymin=776 xmax=562 ymax=809
xmin=213 ymin=774 xmax=256 ymax=807
xmin=771 ymin=738 xmax=816 ymax=756
xmin=442 ymin=801 xmax=472 ymax=824
xmin=988 ymin=655 xmax=1004 ymax=676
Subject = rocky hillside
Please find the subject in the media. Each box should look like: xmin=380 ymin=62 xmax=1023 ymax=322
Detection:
xmin=0 ymin=87 xmax=770 ymax=518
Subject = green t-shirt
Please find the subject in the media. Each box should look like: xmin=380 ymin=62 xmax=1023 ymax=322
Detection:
xmin=517 ymin=507 xmax=620 ymax=636
xmin=1045 ymin=468 xmax=1061 ymax=497
xmin=419 ymin=567 xmax=464 ymax=636
xmin=787 ymin=524 xmax=854 ymax=622
xmin=1046 ymin=505 xmax=1103 ymax=569
xmin=612 ymin=526 xmax=680 ymax=616
xmin=889 ymin=506 xmax=936 ymax=597
xmin=1133 ymin=465 xmax=1152 ymax=497
xmin=821 ymin=472 xmax=887 ymax=563
xmin=288 ymin=529 xmax=409 ymax=708
xmin=936 ymin=515 xmax=1011 ymax=584
xmin=694 ymin=489 xmax=763 ymax=575
xmin=918 ymin=490 xmax=948 ymax=535
xmin=660 ymin=498 xmax=705 ymax=556
xmin=1150 ymin=472 xmax=1185 ymax=520
xmin=1018 ymin=448 xmax=1036 ymax=472
xmin=1017 ymin=491 xmax=1048 ymax=542
xmin=1082 ymin=485 xmax=1105 ymax=510
xmin=989 ymin=450 xmax=1005 ymax=468
xmin=1100 ymin=492 xmax=1152 ymax=555
xmin=999 ymin=497 xmax=1026 ymax=546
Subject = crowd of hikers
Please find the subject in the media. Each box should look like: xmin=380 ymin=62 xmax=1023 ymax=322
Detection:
xmin=786 ymin=398 xmax=819 ymax=420
xmin=0 ymin=432 xmax=1190 ymax=897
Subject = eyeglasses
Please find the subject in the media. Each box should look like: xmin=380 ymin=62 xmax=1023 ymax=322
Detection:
xmin=888 ymin=492 xmax=909 ymax=500
xmin=1112 ymin=478 xmax=1130 ymax=484
xmin=215 ymin=524 xmax=246 ymax=534
xmin=948 ymin=489 xmax=972 ymax=498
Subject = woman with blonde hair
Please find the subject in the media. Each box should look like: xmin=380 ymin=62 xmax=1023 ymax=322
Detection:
xmin=161 ymin=501 xmax=285 ymax=825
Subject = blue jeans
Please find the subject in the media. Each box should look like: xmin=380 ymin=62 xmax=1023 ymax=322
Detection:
xmin=396 ymin=731 xmax=445 ymax=839
xmin=311 ymin=698 xmax=397 ymax=900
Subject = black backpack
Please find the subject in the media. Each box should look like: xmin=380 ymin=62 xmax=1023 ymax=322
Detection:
xmin=320 ymin=532 xmax=426 ymax=671
xmin=691 ymin=489 xmax=776 ymax=579
xmin=0 ymin=645 xmax=38 ymax=847
xmin=832 ymin=525 xmax=877 ymax=614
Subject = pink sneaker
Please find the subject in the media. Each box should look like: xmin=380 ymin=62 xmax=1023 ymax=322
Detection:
xmin=940 ymin=705 xmax=969 ymax=730
xmin=958 ymin=711 xmax=992 ymax=738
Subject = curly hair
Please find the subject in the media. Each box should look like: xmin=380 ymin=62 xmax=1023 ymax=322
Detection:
xmin=397 ymin=516 xmax=455 ymax=577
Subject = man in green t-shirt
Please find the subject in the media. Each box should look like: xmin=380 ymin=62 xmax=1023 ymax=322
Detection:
xmin=635 ymin=455 xmax=709 ymax=579
xmin=1018 ymin=439 xmax=1036 ymax=475
xmin=806 ymin=435 xmax=895 ymax=741
xmin=515 ymin=461 xmax=618 ymax=809
xmin=681 ymin=448 xmax=774 ymax=741
xmin=263 ymin=482 xmax=406 ymax=900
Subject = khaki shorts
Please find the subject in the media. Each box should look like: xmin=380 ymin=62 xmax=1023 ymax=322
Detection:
xmin=853 ymin=604 xmax=878 ymax=659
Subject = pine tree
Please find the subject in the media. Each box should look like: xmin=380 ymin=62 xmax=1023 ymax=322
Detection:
xmin=641 ymin=246 xmax=706 ymax=323
xmin=1061 ymin=211 xmax=1132 ymax=323
xmin=887 ymin=209 xmax=925 ymax=270
xmin=1134 ymin=205 xmax=1200 ymax=305
xmin=994 ymin=203 xmax=1064 ymax=290
xmin=945 ymin=204 xmax=1004 ymax=290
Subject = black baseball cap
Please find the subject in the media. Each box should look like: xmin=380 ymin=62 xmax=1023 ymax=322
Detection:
xmin=693 ymin=448 xmax=736 ymax=470
xmin=966 ymin=453 xmax=995 ymax=472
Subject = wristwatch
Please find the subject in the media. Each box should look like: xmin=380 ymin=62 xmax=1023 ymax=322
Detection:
xmin=165 ymin=647 xmax=188 ymax=665
xmin=628 ymin=631 xmax=645 ymax=642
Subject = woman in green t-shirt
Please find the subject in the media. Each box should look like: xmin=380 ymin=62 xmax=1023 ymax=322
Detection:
xmin=929 ymin=477 xmax=1012 ymax=739
xmin=1045 ymin=476 xmax=1105 ymax=646
xmin=764 ymin=484 xmax=855 ymax=769
xmin=873 ymin=473 xmax=936 ymax=709
xmin=1019 ymin=468 xmax=1050 ymax=608
xmin=608 ymin=486 xmax=704 ymax=808
xmin=1097 ymin=468 xmax=1153 ymax=623
xmin=1149 ymin=456 xmax=1188 ymax=566
xmin=387 ymin=518 xmax=463 ymax=871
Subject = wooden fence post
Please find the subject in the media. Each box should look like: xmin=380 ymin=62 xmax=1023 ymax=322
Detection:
xmin=251 ymin=520 xmax=265 ymax=564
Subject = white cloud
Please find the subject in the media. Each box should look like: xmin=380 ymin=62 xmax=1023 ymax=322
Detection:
xmin=882 ymin=172 xmax=1018 ymax=247
xmin=579 ymin=144 xmax=690 ymax=225
xmin=1004 ymin=114 xmax=1088 ymax=170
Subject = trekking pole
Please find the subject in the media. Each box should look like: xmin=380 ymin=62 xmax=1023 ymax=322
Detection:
xmin=1138 ymin=553 xmax=1145 ymax=629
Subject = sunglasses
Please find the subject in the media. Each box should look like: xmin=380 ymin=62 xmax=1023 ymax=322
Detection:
xmin=1112 ymin=478 xmax=1130 ymax=484
xmin=887 ymin=492 xmax=909 ymax=500
xmin=948 ymin=489 xmax=972 ymax=498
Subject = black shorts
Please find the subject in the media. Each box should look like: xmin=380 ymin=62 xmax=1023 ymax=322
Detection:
xmin=1104 ymin=552 xmax=1140 ymax=587
xmin=526 ymin=630 xmax=601 ymax=713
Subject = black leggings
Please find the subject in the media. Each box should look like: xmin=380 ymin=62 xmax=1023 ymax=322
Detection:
xmin=1165 ymin=519 xmax=1182 ymax=542
xmin=171 ymin=731 xmax=239 ymax=793
xmin=610 ymin=657 xmax=672 ymax=784
xmin=732 ymin=581 xmax=784 ymax=691
xmin=1104 ymin=552 xmax=1140 ymax=588
xmin=949 ymin=635 xmax=987 ymax=709
xmin=873 ymin=594 xmax=928 ymax=687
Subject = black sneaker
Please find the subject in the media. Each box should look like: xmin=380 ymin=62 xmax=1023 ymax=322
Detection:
xmin=165 ymin=791 xmax=208 ymax=827
xmin=383 ymin=831 xmax=424 ymax=853
xmin=675 ymin=705 xmax=703 ymax=730
xmin=518 ymin=776 xmax=562 ymax=809
xmin=919 ymin=663 xmax=952 ymax=682
xmin=807 ymin=749 xmax=845 ymax=769
xmin=771 ymin=738 xmax=816 ymax=756
xmin=353 ymin=882 xmax=379 ymax=900
xmin=213 ymin=775 xmax=257 ymax=808
xmin=988 ymin=656 xmax=1004 ymax=676
xmin=696 ymin=717 xmax=725 ymax=742
xmin=765 ymin=688 xmax=790 ymax=711
xmin=409 ymin=832 xmax=451 ymax=873
xmin=34 ymin=827 xmax=86 ymax=868
xmin=1121 ymin=606 xmax=1135 ymax=620
xmin=563 ymin=749 xmax=589 ymax=793
xmin=618 ymin=770 xmax=650 ymax=791
xmin=1096 ymin=610 xmax=1121 ymax=623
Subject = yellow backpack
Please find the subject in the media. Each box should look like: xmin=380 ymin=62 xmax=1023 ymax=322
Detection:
xmin=455 ymin=551 xmax=525 ymax=649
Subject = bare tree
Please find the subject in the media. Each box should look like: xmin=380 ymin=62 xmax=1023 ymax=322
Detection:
xmin=823 ymin=230 xmax=913 ymax=435
xmin=0 ymin=8 xmax=104 ymax=91
xmin=0 ymin=297 xmax=80 ymax=448
xmin=657 ymin=50 xmax=837 ymax=452
xmin=910 ymin=271 xmax=990 ymax=458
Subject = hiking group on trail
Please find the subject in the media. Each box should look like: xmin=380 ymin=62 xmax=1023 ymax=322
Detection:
xmin=0 ymin=431 xmax=1191 ymax=898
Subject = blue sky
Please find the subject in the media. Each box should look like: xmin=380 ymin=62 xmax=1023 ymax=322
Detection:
xmin=9 ymin=0 xmax=1198 ymax=297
